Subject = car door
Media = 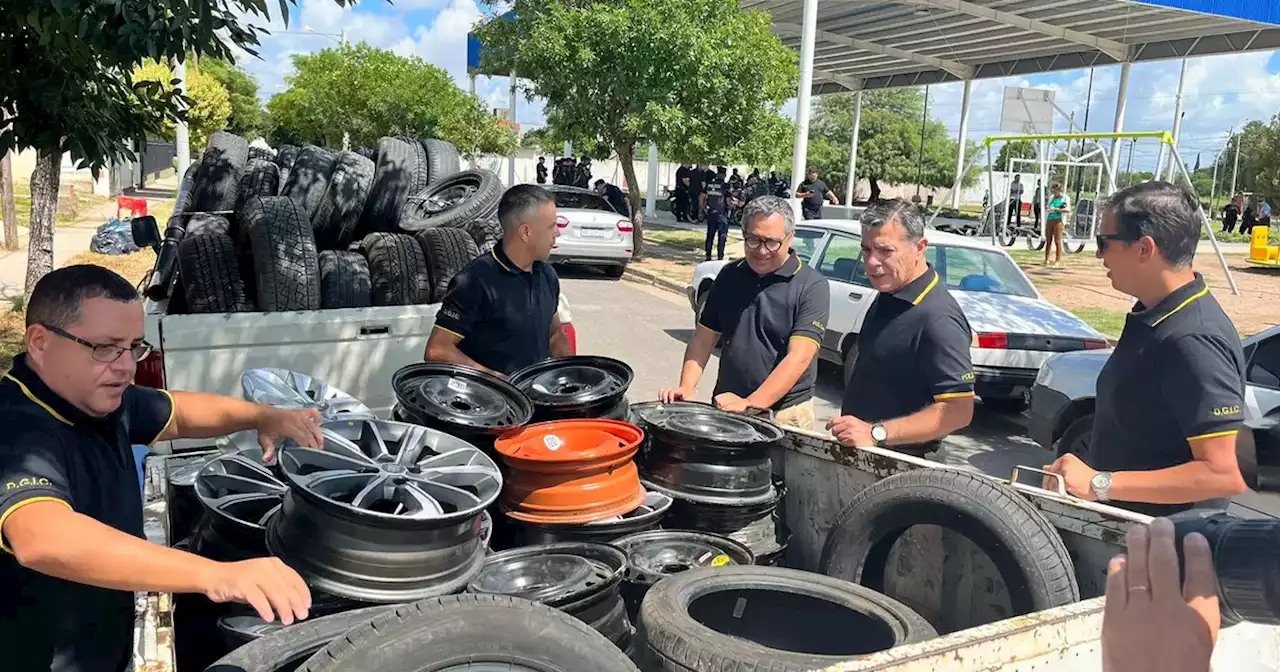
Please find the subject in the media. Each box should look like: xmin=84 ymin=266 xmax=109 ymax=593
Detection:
xmin=791 ymin=226 xmax=828 ymax=266
xmin=1246 ymin=331 xmax=1280 ymax=419
xmin=813 ymin=232 xmax=878 ymax=359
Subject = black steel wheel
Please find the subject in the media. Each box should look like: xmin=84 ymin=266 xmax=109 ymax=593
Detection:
xmin=666 ymin=490 xmax=789 ymax=565
xmin=467 ymin=542 xmax=631 ymax=651
xmin=507 ymin=490 xmax=672 ymax=547
xmin=194 ymin=446 xmax=287 ymax=561
xmin=392 ymin=363 xmax=533 ymax=449
xmin=613 ymin=530 xmax=754 ymax=622
xmin=241 ymin=368 xmax=372 ymax=420
xmin=265 ymin=418 xmax=502 ymax=603
xmin=629 ymin=401 xmax=784 ymax=449
xmin=509 ymin=356 xmax=634 ymax=422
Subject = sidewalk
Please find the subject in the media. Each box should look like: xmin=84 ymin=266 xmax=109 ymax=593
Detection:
xmin=0 ymin=226 xmax=102 ymax=300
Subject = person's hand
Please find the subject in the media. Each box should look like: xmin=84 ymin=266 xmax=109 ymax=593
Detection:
xmin=202 ymin=557 xmax=312 ymax=625
xmin=827 ymin=415 xmax=873 ymax=447
xmin=257 ymin=407 xmax=324 ymax=462
xmin=1043 ymin=453 xmax=1099 ymax=500
xmin=659 ymin=386 xmax=694 ymax=404
xmin=1102 ymin=518 xmax=1219 ymax=672
xmin=713 ymin=392 xmax=750 ymax=413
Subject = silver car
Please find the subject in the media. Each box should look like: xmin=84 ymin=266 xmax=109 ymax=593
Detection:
xmin=547 ymin=185 xmax=633 ymax=277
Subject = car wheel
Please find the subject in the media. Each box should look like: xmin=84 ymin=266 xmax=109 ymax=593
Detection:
xmin=604 ymin=264 xmax=625 ymax=279
xmin=1055 ymin=413 xmax=1093 ymax=458
xmin=694 ymin=289 xmax=709 ymax=327
xmin=842 ymin=341 xmax=859 ymax=385
xmin=982 ymin=396 xmax=1028 ymax=414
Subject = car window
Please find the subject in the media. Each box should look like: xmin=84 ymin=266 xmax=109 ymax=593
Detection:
xmin=815 ymin=233 xmax=868 ymax=287
xmin=551 ymin=190 xmax=614 ymax=212
xmin=793 ymin=228 xmax=826 ymax=265
xmin=929 ymin=245 xmax=1038 ymax=299
xmin=1249 ymin=336 xmax=1280 ymax=389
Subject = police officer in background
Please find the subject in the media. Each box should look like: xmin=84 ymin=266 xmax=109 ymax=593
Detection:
xmin=796 ymin=167 xmax=839 ymax=220
xmin=701 ymin=167 xmax=731 ymax=261
xmin=828 ymin=199 xmax=975 ymax=453
xmin=425 ymin=185 xmax=574 ymax=376
xmin=535 ymin=157 xmax=548 ymax=184
xmin=659 ymin=196 xmax=829 ymax=429
xmin=1045 ymin=182 xmax=1247 ymax=515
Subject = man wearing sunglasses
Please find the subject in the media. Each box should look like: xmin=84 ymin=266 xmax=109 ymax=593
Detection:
xmin=1 ymin=265 xmax=324 ymax=672
xmin=1045 ymin=182 xmax=1248 ymax=515
xmin=659 ymin=196 xmax=830 ymax=429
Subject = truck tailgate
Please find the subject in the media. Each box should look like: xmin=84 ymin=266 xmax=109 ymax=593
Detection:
xmin=153 ymin=304 xmax=438 ymax=418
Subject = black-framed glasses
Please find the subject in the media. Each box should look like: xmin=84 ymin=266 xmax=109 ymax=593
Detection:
xmin=744 ymin=233 xmax=790 ymax=253
xmin=1095 ymin=233 xmax=1135 ymax=253
xmin=40 ymin=324 xmax=153 ymax=363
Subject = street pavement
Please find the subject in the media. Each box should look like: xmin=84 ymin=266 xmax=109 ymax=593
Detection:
xmin=557 ymin=268 xmax=1055 ymax=482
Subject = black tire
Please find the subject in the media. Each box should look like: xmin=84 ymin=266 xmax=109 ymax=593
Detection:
xmin=191 ymin=131 xmax=250 ymax=213
xmin=244 ymin=197 xmax=322 ymax=312
xmin=357 ymin=137 xmax=424 ymax=236
xmin=360 ymin=232 xmax=432 ymax=306
xmin=982 ymin=396 xmax=1028 ymax=413
xmin=177 ymin=232 xmax=253 ymax=314
xmin=420 ymin=139 xmax=460 ymax=185
xmin=1055 ymin=413 xmax=1093 ymax=458
xmin=185 ymin=213 xmax=232 ymax=238
xmin=399 ymin=169 xmax=503 ymax=232
xmin=415 ymin=227 xmax=478 ymax=302
xmin=275 ymin=144 xmax=299 ymax=176
xmin=206 ymin=606 xmax=393 ymax=672
xmin=399 ymin=135 xmax=433 ymax=194
xmin=296 ymin=594 xmax=638 ymax=672
xmin=638 ymin=566 xmax=935 ymax=670
xmin=842 ymin=340 xmax=859 ymax=385
xmin=236 ymin=159 xmax=281 ymax=214
xmin=280 ymin=145 xmax=337 ymax=220
xmin=604 ymin=263 xmax=626 ymax=279
xmin=248 ymin=146 xmax=277 ymax=163
xmin=174 ymin=161 xmax=200 ymax=217
xmin=466 ymin=216 xmax=502 ymax=255
xmin=319 ymin=250 xmax=373 ymax=309
xmin=819 ymin=470 xmax=1079 ymax=630
xmin=312 ymin=151 xmax=374 ymax=250
xmin=352 ymin=146 xmax=377 ymax=162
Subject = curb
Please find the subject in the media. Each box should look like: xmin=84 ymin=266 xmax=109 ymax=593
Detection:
xmin=622 ymin=265 xmax=687 ymax=297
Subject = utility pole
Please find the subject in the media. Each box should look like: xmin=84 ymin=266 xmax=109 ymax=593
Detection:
xmin=915 ymin=85 xmax=930 ymax=199
xmin=1074 ymin=67 xmax=1094 ymax=203
xmin=1230 ymin=130 xmax=1242 ymax=199
xmin=1124 ymin=138 xmax=1136 ymax=186
xmin=1209 ymin=126 xmax=1231 ymax=217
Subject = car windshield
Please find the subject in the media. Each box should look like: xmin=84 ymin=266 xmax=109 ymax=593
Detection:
xmin=926 ymin=245 xmax=1038 ymax=299
xmin=552 ymin=190 xmax=615 ymax=212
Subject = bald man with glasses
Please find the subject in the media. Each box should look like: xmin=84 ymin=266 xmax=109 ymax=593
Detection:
xmin=661 ymin=196 xmax=830 ymax=429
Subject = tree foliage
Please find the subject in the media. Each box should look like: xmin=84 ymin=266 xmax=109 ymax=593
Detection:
xmin=474 ymin=0 xmax=798 ymax=255
xmin=267 ymin=43 xmax=515 ymax=155
xmin=199 ymin=57 xmax=265 ymax=139
xmin=1211 ymin=117 xmax=1280 ymax=199
xmin=134 ymin=61 xmax=232 ymax=151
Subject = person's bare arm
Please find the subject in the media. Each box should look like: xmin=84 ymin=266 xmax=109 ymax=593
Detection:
xmin=1108 ymin=435 xmax=1247 ymax=503
xmin=744 ymin=337 xmax=819 ymax=409
xmin=674 ymin=325 xmax=719 ymax=395
xmin=425 ymin=328 xmax=498 ymax=375
xmin=881 ymin=397 xmax=975 ymax=444
xmin=549 ymin=314 xmax=573 ymax=357
xmin=159 ymin=391 xmax=320 ymax=444
xmin=826 ymin=191 xmax=839 ymax=205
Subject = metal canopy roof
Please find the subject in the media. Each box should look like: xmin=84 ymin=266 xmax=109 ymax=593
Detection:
xmin=744 ymin=0 xmax=1280 ymax=93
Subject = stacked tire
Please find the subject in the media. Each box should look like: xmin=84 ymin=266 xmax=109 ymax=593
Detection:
xmin=163 ymin=132 xmax=502 ymax=316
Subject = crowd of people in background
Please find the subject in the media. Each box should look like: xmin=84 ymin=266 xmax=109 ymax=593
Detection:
xmin=1220 ymin=192 xmax=1271 ymax=236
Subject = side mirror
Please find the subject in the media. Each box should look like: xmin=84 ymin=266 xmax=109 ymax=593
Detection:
xmin=131 ymin=215 xmax=161 ymax=251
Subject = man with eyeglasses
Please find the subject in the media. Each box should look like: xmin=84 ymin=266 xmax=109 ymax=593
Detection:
xmin=1044 ymin=182 xmax=1247 ymax=515
xmin=1 ymin=265 xmax=324 ymax=672
xmin=660 ymin=196 xmax=830 ymax=429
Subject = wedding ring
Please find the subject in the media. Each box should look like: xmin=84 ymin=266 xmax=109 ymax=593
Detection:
xmin=1128 ymin=585 xmax=1149 ymax=593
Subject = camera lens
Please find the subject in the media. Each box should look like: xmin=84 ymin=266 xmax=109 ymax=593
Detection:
xmin=1169 ymin=509 xmax=1280 ymax=626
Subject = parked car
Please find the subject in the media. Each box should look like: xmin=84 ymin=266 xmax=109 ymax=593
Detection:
xmin=545 ymin=185 xmax=633 ymax=277
xmin=1029 ymin=325 xmax=1280 ymax=488
xmin=686 ymin=219 xmax=1108 ymax=412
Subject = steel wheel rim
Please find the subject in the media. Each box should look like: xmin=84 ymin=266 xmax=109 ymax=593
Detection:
xmin=509 ymin=356 xmax=634 ymax=409
xmin=240 ymin=368 xmax=372 ymax=419
xmin=279 ymin=419 xmax=502 ymax=522
xmin=631 ymin=401 xmax=784 ymax=446
xmin=426 ymin=178 xmax=481 ymax=214
xmin=393 ymin=363 xmax=533 ymax=433
xmin=194 ymin=447 xmax=286 ymax=532
xmin=467 ymin=542 xmax=626 ymax=607
xmin=614 ymin=530 xmax=754 ymax=586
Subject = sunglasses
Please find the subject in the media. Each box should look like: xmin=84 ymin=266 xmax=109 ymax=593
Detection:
xmin=1095 ymin=233 xmax=1136 ymax=253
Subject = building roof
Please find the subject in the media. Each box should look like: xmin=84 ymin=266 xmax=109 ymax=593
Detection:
xmin=744 ymin=0 xmax=1280 ymax=93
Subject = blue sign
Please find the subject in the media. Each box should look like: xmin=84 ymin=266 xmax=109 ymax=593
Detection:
xmin=467 ymin=10 xmax=516 ymax=76
xmin=1134 ymin=0 xmax=1280 ymax=25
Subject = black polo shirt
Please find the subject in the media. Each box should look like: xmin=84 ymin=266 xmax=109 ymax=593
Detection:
xmin=0 ymin=354 xmax=173 ymax=672
xmin=703 ymin=177 xmax=729 ymax=215
xmin=699 ymin=253 xmax=830 ymax=410
xmin=842 ymin=265 xmax=975 ymax=437
xmin=1084 ymin=273 xmax=1246 ymax=516
xmin=798 ymin=179 xmax=829 ymax=218
xmin=435 ymin=242 xmax=560 ymax=375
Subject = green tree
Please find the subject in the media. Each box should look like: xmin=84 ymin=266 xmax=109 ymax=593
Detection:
xmin=1214 ymin=118 xmax=1280 ymax=200
xmin=134 ymin=62 xmax=233 ymax=151
xmin=267 ymin=43 xmax=515 ymax=155
xmin=809 ymin=89 xmax=974 ymax=203
xmin=198 ymin=57 xmax=265 ymax=139
xmin=474 ymin=0 xmax=797 ymax=257
xmin=995 ymin=140 xmax=1037 ymax=171
xmin=0 ymin=0 xmax=342 ymax=300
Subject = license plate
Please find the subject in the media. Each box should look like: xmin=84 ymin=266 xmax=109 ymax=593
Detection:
xmin=579 ymin=228 xmax=610 ymax=238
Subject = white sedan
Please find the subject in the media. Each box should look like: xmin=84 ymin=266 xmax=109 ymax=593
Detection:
xmin=685 ymin=219 xmax=1109 ymax=412
xmin=547 ymin=185 xmax=633 ymax=277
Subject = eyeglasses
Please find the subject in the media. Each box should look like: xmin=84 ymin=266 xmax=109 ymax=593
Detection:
xmin=40 ymin=324 xmax=154 ymax=363
xmin=1095 ymin=233 xmax=1135 ymax=254
xmin=744 ymin=234 xmax=789 ymax=253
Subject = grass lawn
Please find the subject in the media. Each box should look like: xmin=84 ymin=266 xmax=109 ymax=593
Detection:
xmin=1065 ymin=306 xmax=1128 ymax=339
xmin=13 ymin=180 xmax=116 ymax=229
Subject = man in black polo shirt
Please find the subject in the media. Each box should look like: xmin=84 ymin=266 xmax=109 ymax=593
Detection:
xmin=426 ymin=184 xmax=573 ymax=376
xmin=595 ymin=179 xmax=631 ymax=217
xmin=536 ymin=156 xmax=548 ymax=185
xmin=701 ymin=167 xmax=731 ymax=261
xmin=659 ymin=196 xmax=829 ymax=429
xmin=796 ymin=166 xmax=839 ymax=220
xmin=1045 ymin=182 xmax=1247 ymax=515
xmin=1 ymin=265 xmax=321 ymax=672
xmin=828 ymin=199 xmax=975 ymax=454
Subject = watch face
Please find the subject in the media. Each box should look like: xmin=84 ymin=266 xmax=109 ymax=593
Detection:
xmin=872 ymin=424 xmax=888 ymax=441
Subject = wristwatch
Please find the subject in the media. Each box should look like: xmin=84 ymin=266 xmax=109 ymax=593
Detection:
xmin=870 ymin=423 xmax=888 ymax=447
xmin=1090 ymin=471 xmax=1113 ymax=501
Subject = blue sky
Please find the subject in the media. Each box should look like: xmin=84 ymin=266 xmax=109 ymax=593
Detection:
xmin=236 ymin=0 xmax=1280 ymax=173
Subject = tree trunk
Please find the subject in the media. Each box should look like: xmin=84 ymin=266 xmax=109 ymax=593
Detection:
xmin=869 ymin=177 xmax=882 ymax=203
xmin=1 ymin=151 xmax=17 ymax=251
xmin=24 ymin=149 xmax=60 ymax=304
xmin=616 ymin=143 xmax=645 ymax=260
